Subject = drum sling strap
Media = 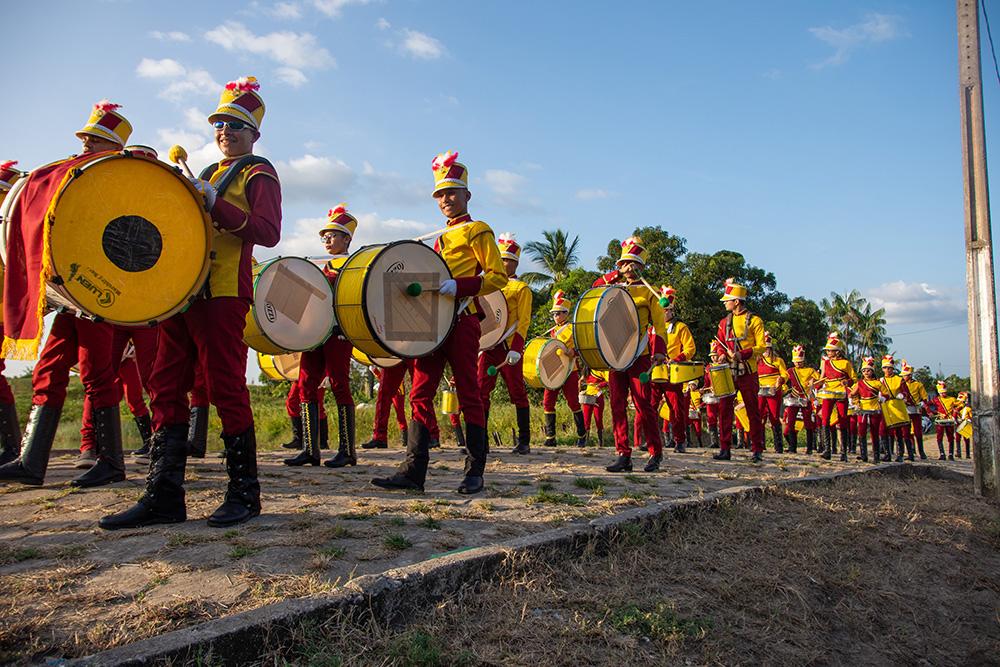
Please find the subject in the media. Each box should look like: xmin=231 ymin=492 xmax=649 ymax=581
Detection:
xmin=787 ymin=368 xmax=807 ymax=398
xmin=724 ymin=311 xmax=753 ymax=376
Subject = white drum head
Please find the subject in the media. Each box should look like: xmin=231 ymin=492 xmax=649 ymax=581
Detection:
xmin=594 ymin=287 xmax=641 ymax=371
xmin=253 ymin=257 xmax=335 ymax=351
xmin=536 ymin=338 xmax=572 ymax=390
xmin=478 ymin=289 xmax=509 ymax=351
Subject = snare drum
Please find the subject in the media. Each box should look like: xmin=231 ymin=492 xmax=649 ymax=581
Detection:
xmin=477 ymin=289 xmax=509 ymax=351
xmin=335 ymin=241 xmax=457 ymax=359
xmin=659 ymin=401 xmax=671 ymax=421
xmin=579 ymin=392 xmax=598 ymax=406
xmin=0 ymin=152 xmax=211 ymax=325
xmin=351 ymin=347 xmax=402 ymax=369
xmin=258 ymin=351 xmax=301 ymax=381
xmin=958 ymin=420 xmax=973 ymax=439
xmin=669 ymin=361 xmax=703 ymax=384
xmin=244 ymin=257 xmax=336 ymax=354
xmin=522 ymin=337 xmax=573 ymax=390
xmin=859 ymin=396 xmax=881 ymax=414
xmin=440 ymin=389 xmax=459 ymax=415
xmin=650 ymin=364 xmax=670 ymax=383
xmin=572 ymin=286 xmax=641 ymax=371
xmin=816 ymin=389 xmax=846 ymax=401
xmin=707 ymin=364 xmax=736 ymax=398
xmin=783 ymin=394 xmax=807 ymax=408
xmin=758 ymin=385 xmax=776 ymax=398
xmin=906 ymin=405 xmax=921 ymax=415
xmin=881 ymin=399 xmax=908 ymax=428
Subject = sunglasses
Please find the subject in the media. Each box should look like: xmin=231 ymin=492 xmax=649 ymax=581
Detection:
xmin=213 ymin=120 xmax=252 ymax=131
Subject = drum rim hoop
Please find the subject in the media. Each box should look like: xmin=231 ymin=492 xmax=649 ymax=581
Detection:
xmin=574 ymin=285 xmax=639 ymax=371
xmin=335 ymin=240 xmax=457 ymax=360
xmin=478 ymin=289 xmax=509 ymax=351
xmin=251 ymin=256 xmax=336 ymax=352
xmin=533 ymin=337 xmax=570 ymax=390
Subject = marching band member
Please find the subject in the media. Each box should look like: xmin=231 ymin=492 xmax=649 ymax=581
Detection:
xmin=846 ymin=396 xmax=860 ymax=455
xmin=285 ymin=204 xmax=357 ymax=469
xmin=594 ymin=237 xmax=667 ymax=473
xmin=362 ymin=363 xmax=409 ymax=450
xmin=0 ymin=161 xmax=23 ymax=466
xmin=580 ymin=371 xmax=608 ymax=446
xmin=101 ymin=77 xmax=281 ymax=529
xmin=756 ymin=332 xmax=787 ymax=453
xmin=880 ymin=355 xmax=915 ymax=462
xmin=281 ymin=381 xmax=328 ymax=452
xmin=817 ymin=332 xmax=856 ymax=461
xmin=80 ymin=347 xmax=154 ymax=465
xmin=781 ymin=345 xmax=817 ymax=454
xmin=372 ymin=151 xmax=507 ymax=495
xmin=850 ymin=357 xmax=882 ymax=463
xmin=685 ymin=380 xmax=703 ymax=447
xmin=541 ymin=291 xmax=586 ymax=447
xmin=931 ymin=381 xmax=959 ymax=461
xmin=715 ymin=278 xmax=766 ymax=462
xmin=957 ymin=391 xmax=972 ymax=459
xmin=656 ymin=286 xmax=695 ymax=453
xmin=0 ymin=101 xmax=132 ymax=488
xmin=900 ymin=361 xmax=928 ymax=460
xmin=477 ymin=233 xmax=533 ymax=455
xmin=703 ymin=341 xmax=727 ymax=451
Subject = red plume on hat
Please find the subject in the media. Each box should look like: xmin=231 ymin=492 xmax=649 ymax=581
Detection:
xmin=93 ymin=99 xmax=122 ymax=113
xmin=431 ymin=150 xmax=459 ymax=172
xmin=225 ymin=76 xmax=260 ymax=93
xmin=0 ymin=160 xmax=17 ymax=171
xmin=328 ymin=203 xmax=347 ymax=219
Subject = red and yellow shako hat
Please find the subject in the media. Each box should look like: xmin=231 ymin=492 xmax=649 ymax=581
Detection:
xmin=125 ymin=145 xmax=158 ymax=160
xmin=210 ymin=76 xmax=266 ymax=130
xmin=936 ymin=380 xmax=948 ymax=393
xmin=900 ymin=359 xmax=913 ymax=376
xmin=76 ymin=99 xmax=132 ymax=146
xmin=881 ymin=354 xmax=895 ymax=369
xmin=550 ymin=289 xmax=571 ymax=313
xmin=432 ymin=150 xmax=468 ymax=195
xmin=791 ymin=344 xmax=805 ymax=363
xmin=958 ymin=391 xmax=969 ymax=403
xmin=861 ymin=356 xmax=876 ymax=371
xmin=659 ymin=285 xmax=676 ymax=309
xmin=823 ymin=331 xmax=843 ymax=351
xmin=320 ymin=203 xmax=358 ymax=238
xmin=497 ymin=232 xmax=521 ymax=261
xmin=617 ymin=236 xmax=647 ymax=266
xmin=0 ymin=161 xmax=23 ymax=191
xmin=763 ymin=330 xmax=773 ymax=347
xmin=720 ymin=277 xmax=748 ymax=302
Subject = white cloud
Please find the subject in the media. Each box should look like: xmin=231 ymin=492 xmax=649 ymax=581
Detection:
xmin=808 ymin=13 xmax=905 ymax=68
xmin=136 ymin=59 xmax=221 ymax=102
xmin=273 ymin=154 xmax=356 ymax=203
xmin=149 ymin=30 xmax=191 ymax=42
xmin=575 ymin=188 xmax=613 ymax=200
xmin=484 ymin=169 xmax=525 ymax=196
xmin=400 ymin=29 xmax=445 ymax=60
xmin=136 ymin=57 xmax=186 ymax=78
xmin=275 ymin=213 xmax=434 ymax=258
xmin=312 ymin=0 xmax=372 ymax=17
xmin=865 ymin=281 xmax=966 ymax=326
xmin=376 ymin=17 xmax=391 ymax=30
xmin=272 ymin=2 xmax=302 ymax=19
xmin=483 ymin=169 xmax=545 ymax=215
xmin=275 ymin=66 xmax=309 ymax=87
xmin=204 ymin=22 xmax=335 ymax=70
xmin=359 ymin=161 xmax=427 ymax=207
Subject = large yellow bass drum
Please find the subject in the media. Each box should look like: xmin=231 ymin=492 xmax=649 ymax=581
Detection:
xmin=335 ymin=241 xmax=457 ymax=359
xmin=244 ymin=257 xmax=335 ymax=354
xmin=0 ymin=152 xmax=211 ymax=325
xmin=351 ymin=347 xmax=403 ymax=369
xmin=572 ymin=286 xmax=641 ymax=371
xmin=522 ymin=337 xmax=573 ymax=390
xmin=258 ymin=351 xmax=301 ymax=381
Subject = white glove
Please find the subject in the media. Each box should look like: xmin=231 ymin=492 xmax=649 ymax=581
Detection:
xmin=505 ymin=350 xmax=522 ymax=365
xmin=896 ymin=393 xmax=904 ymax=400
xmin=190 ymin=177 xmax=217 ymax=210
xmin=438 ymin=279 xmax=457 ymax=296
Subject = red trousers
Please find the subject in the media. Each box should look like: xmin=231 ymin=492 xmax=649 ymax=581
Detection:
xmin=148 ymin=298 xmax=253 ymax=434
xmin=0 ymin=325 xmax=13 ymax=404
xmin=80 ymin=357 xmax=150 ymax=452
xmin=477 ymin=345 xmax=529 ymax=413
xmin=611 ymin=354 xmax=661 ymax=456
xmin=705 ymin=402 xmax=719 ymax=428
xmin=718 ymin=373 xmax=764 ymax=453
xmin=857 ymin=413 xmax=883 ymax=448
xmin=191 ymin=361 xmax=209 ymax=408
xmin=758 ymin=391 xmax=783 ymax=426
xmin=657 ymin=382 xmax=689 ymax=443
xmin=820 ymin=398 xmax=848 ymax=428
xmin=285 ymin=380 xmax=325 ymax=419
xmin=32 ymin=312 xmax=117 ymax=409
xmin=373 ymin=361 xmax=409 ymax=440
xmin=582 ymin=397 xmax=604 ymax=431
xmin=782 ymin=403 xmax=815 ymax=435
xmin=543 ymin=370 xmax=582 ymax=413
xmin=411 ymin=314 xmax=483 ymax=430
xmin=299 ymin=336 xmax=353 ymax=406
xmin=909 ymin=414 xmax=923 ymax=440
xmin=936 ymin=424 xmax=955 ymax=446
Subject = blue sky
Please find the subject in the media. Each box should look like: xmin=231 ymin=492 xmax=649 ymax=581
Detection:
xmin=2 ymin=0 xmax=997 ymax=381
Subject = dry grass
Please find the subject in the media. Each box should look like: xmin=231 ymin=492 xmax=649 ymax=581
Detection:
xmin=257 ymin=474 xmax=1000 ymax=666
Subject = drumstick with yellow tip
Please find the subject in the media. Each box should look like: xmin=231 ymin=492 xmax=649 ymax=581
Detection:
xmin=168 ymin=144 xmax=196 ymax=180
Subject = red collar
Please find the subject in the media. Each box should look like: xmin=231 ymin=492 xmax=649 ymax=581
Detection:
xmin=448 ymin=213 xmax=472 ymax=226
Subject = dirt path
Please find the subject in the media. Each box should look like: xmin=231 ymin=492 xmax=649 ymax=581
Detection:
xmin=0 ymin=445 xmax=977 ymax=664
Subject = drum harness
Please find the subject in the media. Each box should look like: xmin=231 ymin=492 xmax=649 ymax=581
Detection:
xmin=723 ymin=311 xmax=754 ymax=377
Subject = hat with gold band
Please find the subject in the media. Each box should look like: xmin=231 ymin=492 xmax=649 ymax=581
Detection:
xmin=320 ymin=203 xmax=358 ymax=238
xmin=861 ymin=356 xmax=876 ymax=371
xmin=881 ymin=354 xmax=895 ymax=369
xmin=617 ymin=236 xmax=647 ymax=266
xmin=720 ymin=277 xmax=748 ymax=302
xmin=791 ymin=344 xmax=805 ymax=363
xmin=823 ymin=331 xmax=842 ymax=351
xmin=210 ymin=77 xmax=266 ymax=130
xmin=497 ymin=232 xmax=521 ymax=261
xmin=550 ymin=289 xmax=571 ymax=313
xmin=432 ymin=150 xmax=467 ymax=194
xmin=76 ymin=100 xmax=132 ymax=146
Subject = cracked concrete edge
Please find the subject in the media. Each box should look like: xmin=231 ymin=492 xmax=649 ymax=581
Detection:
xmin=63 ymin=463 xmax=969 ymax=666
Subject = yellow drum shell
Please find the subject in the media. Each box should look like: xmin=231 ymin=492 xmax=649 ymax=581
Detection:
xmin=523 ymin=337 xmax=572 ymax=390
xmin=670 ymin=361 xmax=703 ymax=385
xmin=572 ymin=286 xmax=640 ymax=371
xmin=708 ymin=364 xmax=736 ymax=398
xmin=817 ymin=389 xmax=846 ymax=400
xmin=734 ymin=402 xmax=749 ymax=431
xmin=859 ymin=396 xmax=880 ymax=412
xmin=441 ymin=389 xmax=459 ymax=415
xmin=958 ymin=420 xmax=973 ymax=439
xmin=650 ymin=364 xmax=670 ymax=383
xmin=881 ymin=399 xmax=908 ymax=428
xmin=658 ymin=400 xmax=671 ymax=421
xmin=258 ymin=351 xmax=301 ymax=381
xmin=351 ymin=347 xmax=403 ymax=369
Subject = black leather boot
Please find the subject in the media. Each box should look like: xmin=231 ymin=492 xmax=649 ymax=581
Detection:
xmin=597 ymin=427 xmax=605 ymax=447
xmin=512 ymin=406 xmax=531 ymax=455
xmin=99 ymin=425 xmax=188 ymax=529
xmin=458 ymin=422 xmax=487 ymax=494
xmin=786 ymin=431 xmax=797 ymax=454
xmin=284 ymin=402 xmax=320 ymax=466
xmin=0 ymin=402 xmax=21 ymax=466
xmin=806 ymin=429 xmax=815 ymax=455
xmin=904 ymin=433 xmax=915 ymax=461
xmin=543 ymin=412 xmax=556 ymax=446
xmin=208 ymin=427 xmax=261 ymax=527
xmin=643 ymin=453 xmax=662 ymax=472
xmin=709 ymin=425 xmax=720 ymax=450
xmin=606 ymin=453 xmax=633 ymax=472
xmin=319 ymin=416 xmax=329 ymax=450
xmin=130 ymin=412 xmax=153 ymax=456
xmin=858 ymin=433 xmax=868 ymax=462
xmin=282 ymin=416 xmax=303 ymax=449
xmin=373 ymin=420 xmax=427 ymax=492
xmin=915 ymin=433 xmax=927 ymax=460
xmin=187 ymin=406 xmax=208 ymax=458
xmin=0 ymin=404 xmax=61 ymax=485
xmin=772 ymin=424 xmax=783 ymax=454
xmin=361 ymin=437 xmax=389 ymax=449
xmin=72 ymin=406 xmax=126 ymax=488
xmin=840 ymin=428 xmax=849 ymax=462
xmin=325 ymin=404 xmax=357 ymax=468
xmin=948 ymin=438 xmax=955 ymax=460
xmin=713 ymin=448 xmax=731 ymax=461
xmin=965 ymin=439 xmax=971 ymax=459
xmin=573 ymin=411 xmax=587 ymax=447
xmin=821 ymin=427 xmax=832 ymax=460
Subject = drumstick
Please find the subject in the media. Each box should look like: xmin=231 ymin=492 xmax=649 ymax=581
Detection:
xmin=405 ymin=282 xmax=451 ymax=296
xmin=168 ymin=145 xmax=196 ymax=180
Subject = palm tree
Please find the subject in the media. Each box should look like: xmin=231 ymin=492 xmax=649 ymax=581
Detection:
xmin=520 ymin=229 xmax=581 ymax=288
xmin=855 ymin=304 xmax=892 ymax=361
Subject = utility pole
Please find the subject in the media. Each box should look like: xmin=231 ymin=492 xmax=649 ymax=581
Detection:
xmin=957 ymin=0 xmax=1000 ymax=499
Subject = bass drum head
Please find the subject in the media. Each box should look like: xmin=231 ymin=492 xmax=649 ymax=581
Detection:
xmin=576 ymin=286 xmax=640 ymax=371
xmin=48 ymin=154 xmax=212 ymax=325
xmin=477 ymin=289 xmax=509 ymax=351
xmin=248 ymin=257 xmax=335 ymax=352
xmin=274 ymin=352 xmax=301 ymax=380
